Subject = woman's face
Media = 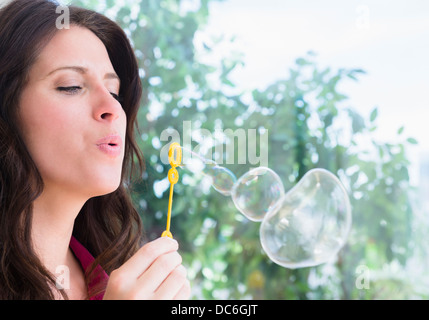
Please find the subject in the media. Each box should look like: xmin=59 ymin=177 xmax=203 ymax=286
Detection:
xmin=18 ymin=25 xmax=127 ymax=199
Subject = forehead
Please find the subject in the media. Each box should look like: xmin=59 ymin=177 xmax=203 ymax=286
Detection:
xmin=30 ymin=25 xmax=116 ymax=79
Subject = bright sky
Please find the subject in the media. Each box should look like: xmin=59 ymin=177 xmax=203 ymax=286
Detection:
xmin=204 ymin=0 xmax=429 ymax=183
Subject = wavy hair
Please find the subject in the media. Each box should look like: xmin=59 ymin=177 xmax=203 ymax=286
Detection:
xmin=0 ymin=0 xmax=144 ymax=299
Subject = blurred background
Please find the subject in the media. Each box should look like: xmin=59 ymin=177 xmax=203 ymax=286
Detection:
xmin=71 ymin=0 xmax=429 ymax=299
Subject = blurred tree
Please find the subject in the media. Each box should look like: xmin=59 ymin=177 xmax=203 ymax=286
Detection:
xmin=72 ymin=0 xmax=419 ymax=299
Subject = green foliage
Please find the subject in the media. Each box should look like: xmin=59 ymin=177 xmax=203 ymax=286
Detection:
xmin=72 ymin=0 xmax=420 ymax=299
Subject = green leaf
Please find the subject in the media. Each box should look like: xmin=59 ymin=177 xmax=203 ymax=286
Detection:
xmin=370 ymin=107 xmax=378 ymax=122
xmin=348 ymin=108 xmax=365 ymax=134
xmin=295 ymin=57 xmax=309 ymax=66
xmin=397 ymin=126 xmax=404 ymax=135
xmin=347 ymin=73 xmax=358 ymax=81
xmin=407 ymin=137 xmax=418 ymax=145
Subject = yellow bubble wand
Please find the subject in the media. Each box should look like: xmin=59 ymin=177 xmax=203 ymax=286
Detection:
xmin=161 ymin=142 xmax=182 ymax=239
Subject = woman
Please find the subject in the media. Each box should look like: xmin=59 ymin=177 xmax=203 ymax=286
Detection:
xmin=0 ymin=0 xmax=190 ymax=299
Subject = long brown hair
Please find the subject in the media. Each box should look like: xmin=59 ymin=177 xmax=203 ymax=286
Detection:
xmin=0 ymin=0 xmax=144 ymax=299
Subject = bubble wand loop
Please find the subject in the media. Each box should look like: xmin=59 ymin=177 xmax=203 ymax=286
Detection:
xmin=161 ymin=143 xmax=182 ymax=239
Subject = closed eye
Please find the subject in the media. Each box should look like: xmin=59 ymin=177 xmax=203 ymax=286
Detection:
xmin=57 ymin=86 xmax=123 ymax=103
xmin=57 ymin=86 xmax=82 ymax=95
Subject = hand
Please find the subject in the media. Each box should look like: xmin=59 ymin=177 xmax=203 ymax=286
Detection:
xmin=103 ymin=237 xmax=191 ymax=300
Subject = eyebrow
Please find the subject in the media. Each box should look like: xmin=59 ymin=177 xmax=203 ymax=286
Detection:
xmin=45 ymin=66 xmax=120 ymax=81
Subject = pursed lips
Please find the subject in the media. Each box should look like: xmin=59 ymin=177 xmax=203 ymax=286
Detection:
xmin=96 ymin=134 xmax=123 ymax=157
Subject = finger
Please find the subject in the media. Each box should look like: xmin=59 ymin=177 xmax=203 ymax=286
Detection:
xmin=136 ymin=250 xmax=182 ymax=294
xmin=173 ymin=279 xmax=191 ymax=300
xmin=116 ymin=237 xmax=178 ymax=280
xmin=153 ymin=265 xmax=188 ymax=300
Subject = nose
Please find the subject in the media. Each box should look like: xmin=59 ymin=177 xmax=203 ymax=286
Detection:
xmin=92 ymin=85 xmax=124 ymax=123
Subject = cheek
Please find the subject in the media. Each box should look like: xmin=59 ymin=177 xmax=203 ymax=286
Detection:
xmin=20 ymin=99 xmax=76 ymax=148
xmin=18 ymin=91 xmax=85 ymax=173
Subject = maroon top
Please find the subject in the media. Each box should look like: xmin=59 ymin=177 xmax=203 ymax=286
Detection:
xmin=69 ymin=236 xmax=109 ymax=300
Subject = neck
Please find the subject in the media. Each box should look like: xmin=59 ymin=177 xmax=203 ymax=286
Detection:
xmin=31 ymin=186 xmax=88 ymax=273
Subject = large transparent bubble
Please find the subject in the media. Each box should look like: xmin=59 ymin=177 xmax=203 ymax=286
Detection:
xmin=169 ymin=145 xmax=352 ymax=269
xmin=260 ymin=169 xmax=352 ymax=269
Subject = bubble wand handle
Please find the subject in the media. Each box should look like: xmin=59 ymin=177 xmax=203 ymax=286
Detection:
xmin=161 ymin=143 xmax=182 ymax=239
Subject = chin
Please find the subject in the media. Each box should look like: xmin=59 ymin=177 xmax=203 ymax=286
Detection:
xmin=96 ymin=182 xmax=122 ymax=197
xmin=87 ymin=175 xmax=123 ymax=198
xmin=85 ymin=165 xmax=124 ymax=197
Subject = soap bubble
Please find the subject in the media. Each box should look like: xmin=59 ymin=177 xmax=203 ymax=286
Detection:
xmin=180 ymin=147 xmax=207 ymax=175
xmin=204 ymin=162 xmax=237 ymax=196
xmin=168 ymin=145 xmax=352 ymax=269
xmin=179 ymin=146 xmax=237 ymax=196
xmin=231 ymin=167 xmax=285 ymax=222
xmin=259 ymin=169 xmax=352 ymax=268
